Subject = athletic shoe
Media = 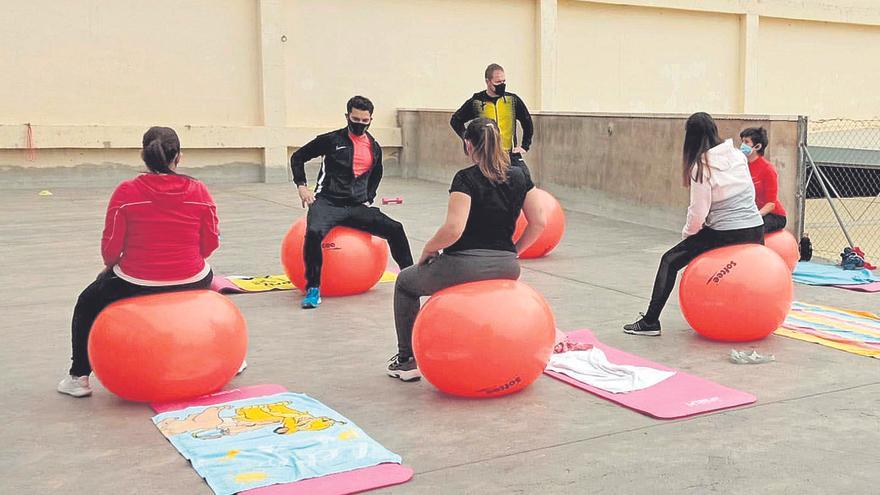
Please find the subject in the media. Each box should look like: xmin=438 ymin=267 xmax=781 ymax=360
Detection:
xmin=57 ymin=375 xmax=92 ymax=397
xmin=301 ymin=288 xmax=321 ymax=309
xmin=623 ymin=314 xmax=662 ymax=336
xmin=386 ymin=354 xmax=421 ymax=382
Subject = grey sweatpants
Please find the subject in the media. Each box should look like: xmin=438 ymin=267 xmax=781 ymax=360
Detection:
xmin=394 ymin=249 xmax=520 ymax=359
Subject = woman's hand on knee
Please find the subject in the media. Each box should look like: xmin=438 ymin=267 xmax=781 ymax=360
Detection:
xmin=418 ymin=249 xmax=439 ymax=265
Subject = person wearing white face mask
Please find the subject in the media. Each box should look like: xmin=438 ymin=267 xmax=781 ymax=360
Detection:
xmin=740 ymin=127 xmax=787 ymax=233
xmin=450 ymin=63 xmax=534 ymax=179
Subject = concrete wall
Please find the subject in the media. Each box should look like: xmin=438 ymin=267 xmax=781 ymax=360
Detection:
xmin=0 ymin=0 xmax=877 ymax=186
xmin=399 ymin=109 xmax=805 ymax=234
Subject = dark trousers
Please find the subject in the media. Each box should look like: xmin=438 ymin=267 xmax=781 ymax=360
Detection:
xmin=763 ymin=213 xmax=787 ymax=233
xmin=644 ymin=225 xmax=764 ymax=322
xmin=305 ymin=197 xmax=413 ymax=289
xmin=510 ymin=152 xmax=531 ymax=182
xmin=69 ymin=269 xmax=212 ymax=376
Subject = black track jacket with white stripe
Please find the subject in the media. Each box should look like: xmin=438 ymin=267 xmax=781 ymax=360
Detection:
xmin=290 ymin=128 xmax=383 ymax=205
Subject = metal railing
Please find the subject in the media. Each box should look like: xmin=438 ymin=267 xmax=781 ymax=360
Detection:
xmin=801 ymin=119 xmax=880 ymax=262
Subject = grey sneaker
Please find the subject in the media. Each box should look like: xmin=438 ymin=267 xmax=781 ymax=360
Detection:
xmin=386 ymin=355 xmax=421 ymax=382
xmin=623 ymin=313 xmax=662 ymax=336
xmin=58 ymin=375 xmax=92 ymax=397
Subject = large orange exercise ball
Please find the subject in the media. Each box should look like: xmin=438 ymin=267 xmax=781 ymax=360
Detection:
xmin=764 ymin=230 xmax=799 ymax=272
xmin=679 ymin=244 xmax=793 ymax=342
xmin=513 ymin=188 xmax=565 ymax=259
xmin=88 ymin=290 xmax=247 ymax=403
xmin=280 ymin=217 xmax=388 ymax=296
xmin=412 ymin=280 xmax=556 ymax=398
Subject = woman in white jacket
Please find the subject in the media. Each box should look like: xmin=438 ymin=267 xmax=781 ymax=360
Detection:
xmin=624 ymin=112 xmax=764 ymax=336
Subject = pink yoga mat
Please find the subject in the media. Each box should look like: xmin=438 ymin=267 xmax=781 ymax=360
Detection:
xmin=545 ymin=330 xmax=756 ymax=419
xmin=151 ymin=384 xmax=414 ymax=494
xmin=209 ymin=275 xmax=246 ymax=294
xmin=833 ymin=281 xmax=880 ymax=292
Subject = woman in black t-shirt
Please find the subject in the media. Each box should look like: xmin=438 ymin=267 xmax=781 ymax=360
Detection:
xmin=386 ymin=118 xmax=546 ymax=381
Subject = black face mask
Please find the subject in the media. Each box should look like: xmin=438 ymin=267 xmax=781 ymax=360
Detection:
xmin=493 ymin=83 xmax=506 ymax=96
xmin=348 ymin=120 xmax=369 ymax=136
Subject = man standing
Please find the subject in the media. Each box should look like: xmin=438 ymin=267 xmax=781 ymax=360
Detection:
xmin=450 ymin=63 xmax=534 ymax=176
xmin=291 ymin=95 xmax=413 ymax=309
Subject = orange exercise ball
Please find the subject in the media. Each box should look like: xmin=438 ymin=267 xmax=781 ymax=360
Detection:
xmin=513 ymin=188 xmax=565 ymax=259
xmin=280 ymin=217 xmax=388 ymax=296
xmin=88 ymin=290 xmax=247 ymax=403
xmin=412 ymin=280 xmax=556 ymax=398
xmin=764 ymin=230 xmax=799 ymax=272
xmin=679 ymin=244 xmax=793 ymax=342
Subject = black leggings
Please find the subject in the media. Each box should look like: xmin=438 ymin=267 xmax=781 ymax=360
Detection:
xmin=644 ymin=225 xmax=764 ymax=322
xmin=69 ymin=269 xmax=212 ymax=376
xmin=763 ymin=213 xmax=787 ymax=233
xmin=305 ymin=197 xmax=413 ymax=289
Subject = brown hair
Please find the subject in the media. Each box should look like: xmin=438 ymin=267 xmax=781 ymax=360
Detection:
xmin=142 ymin=126 xmax=180 ymax=174
xmin=739 ymin=126 xmax=768 ymax=156
xmin=464 ymin=118 xmax=510 ymax=184
xmin=484 ymin=63 xmax=504 ymax=81
xmin=681 ymin=112 xmax=721 ymax=186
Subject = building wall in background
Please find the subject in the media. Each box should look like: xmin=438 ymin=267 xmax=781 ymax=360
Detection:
xmin=557 ymin=2 xmax=742 ymax=114
xmin=399 ymin=109 xmax=805 ymax=233
xmin=757 ymin=17 xmax=880 ymax=119
xmin=0 ymin=0 xmax=261 ymax=126
xmin=282 ymin=0 xmax=536 ymax=129
xmin=0 ymin=0 xmax=878 ymax=185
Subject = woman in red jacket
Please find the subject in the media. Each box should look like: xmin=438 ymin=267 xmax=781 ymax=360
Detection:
xmin=58 ymin=127 xmax=220 ymax=398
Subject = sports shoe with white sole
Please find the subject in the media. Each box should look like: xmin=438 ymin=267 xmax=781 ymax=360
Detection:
xmin=301 ymin=288 xmax=321 ymax=309
xmin=57 ymin=375 xmax=92 ymax=397
xmin=386 ymin=354 xmax=421 ymax=382
xmin=623 ymin=313 xmax=662 ymax=336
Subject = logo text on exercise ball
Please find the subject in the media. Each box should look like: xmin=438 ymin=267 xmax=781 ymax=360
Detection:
xmin=479 ymin=376 xmax=523 ymax=395
xmin=705 ymin=261 xmax=737 ymax=285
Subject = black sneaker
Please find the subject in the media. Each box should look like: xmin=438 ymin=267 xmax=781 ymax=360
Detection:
xmin=623 ymin=314 xmax=662 ymax=336
xmin=386 ymin=354 xmax=421 ymax=382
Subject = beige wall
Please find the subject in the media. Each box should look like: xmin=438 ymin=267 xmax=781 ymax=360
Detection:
xmin=283 ymin=0 xmax=536 ymax=129
xmin=557 ymin=2 xmax=742 ymax=114
xmin=0 ymin=0 xmax=879 ymax=186
xmin=758 ymin=17 xmax=880 ymax=119
xmin=0 ymin=0 xmax=262 ymax=126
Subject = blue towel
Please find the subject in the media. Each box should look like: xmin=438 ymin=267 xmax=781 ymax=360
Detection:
xmin=153 ymin=392 xmax=401 ymax=495
xmin=793 ymin=261 xmax=878 ymax=286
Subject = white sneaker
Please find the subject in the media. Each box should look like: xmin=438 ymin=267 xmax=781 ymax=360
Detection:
xmin=236 ymin=360 xmax=248 ymax=375
xmin=58 ymin=375 xmax=92 ymax=397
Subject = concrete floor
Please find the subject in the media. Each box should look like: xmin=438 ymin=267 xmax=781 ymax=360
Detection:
xmin=2 ymin=177 xmax=878 ymax=494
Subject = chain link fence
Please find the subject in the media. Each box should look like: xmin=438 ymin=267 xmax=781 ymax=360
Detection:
xmin=802 ymin=119 xmax=880 ymax=262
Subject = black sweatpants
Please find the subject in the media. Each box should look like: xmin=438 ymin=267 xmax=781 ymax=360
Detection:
xmin=510 ymin=152 xmax=531 ymax=182
xmin=763 ymin=213 xmax=787 ymax=233
xmin=305 ymin=197 xmax=413 ymax=290
xmin=69 ymin=269 xmax=212 ymax=376
xmin=644 ymin=225 xmax=764 ymax=322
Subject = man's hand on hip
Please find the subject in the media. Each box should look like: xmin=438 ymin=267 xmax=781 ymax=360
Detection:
xmin=297 ymin=185 xmax=316 ymax=208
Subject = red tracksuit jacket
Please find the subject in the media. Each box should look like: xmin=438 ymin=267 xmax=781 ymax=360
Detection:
xmin=101 ymin=174 xmax=219 ymax=282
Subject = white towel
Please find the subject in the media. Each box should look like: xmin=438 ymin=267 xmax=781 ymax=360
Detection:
xmin=546 ymin=348 xmax=676 ymax=394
